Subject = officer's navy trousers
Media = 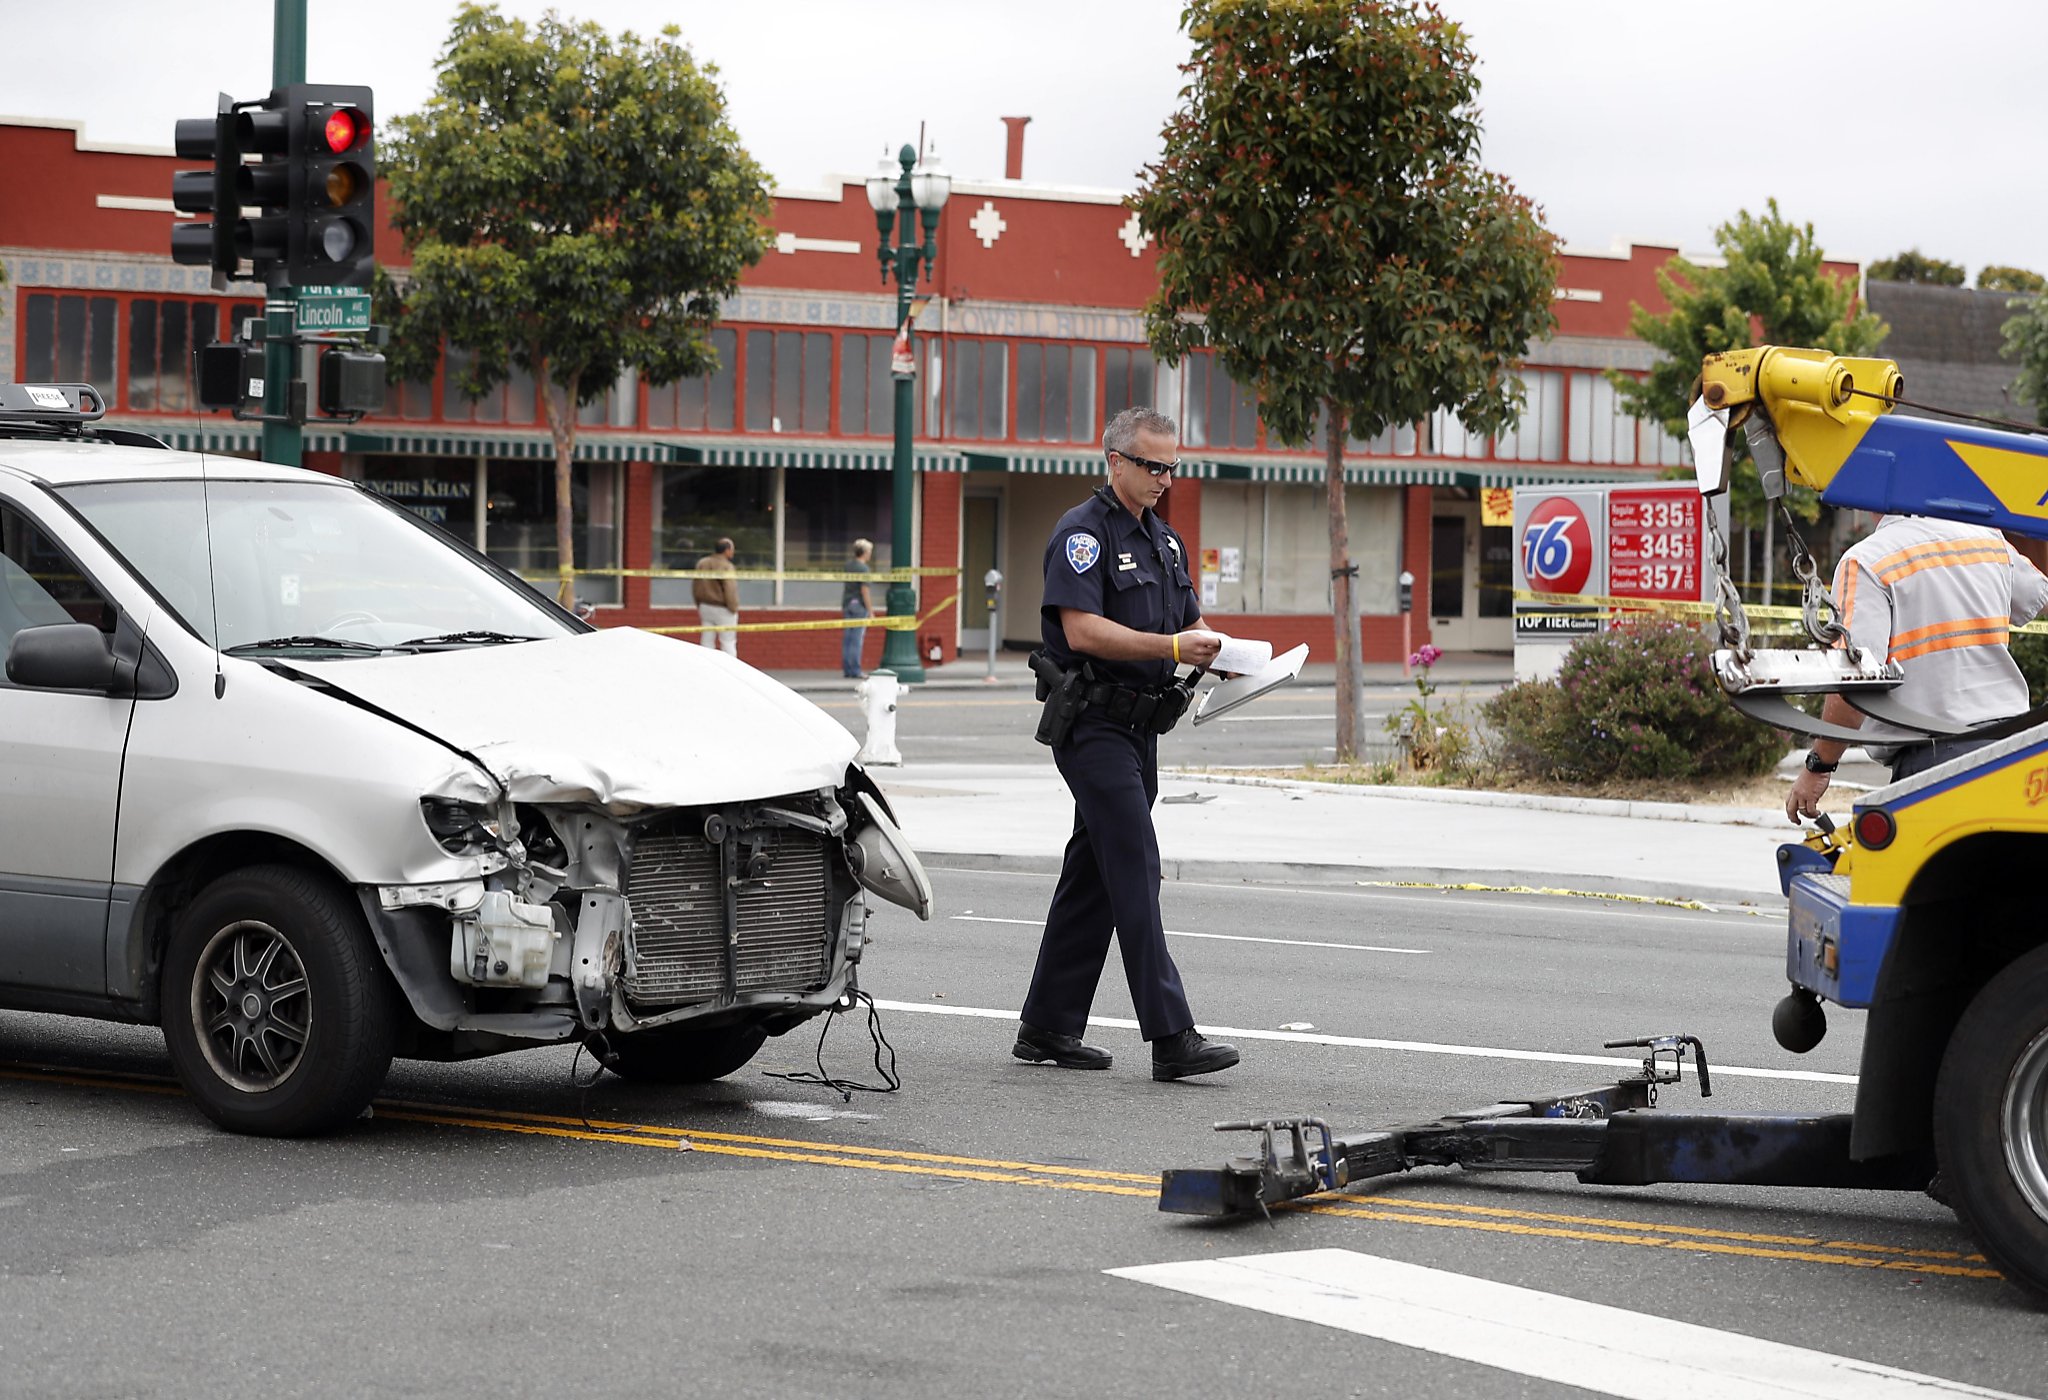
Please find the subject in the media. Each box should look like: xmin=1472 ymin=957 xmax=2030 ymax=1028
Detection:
xmin=1021 ymin=714 xmax=1194 ymax=1042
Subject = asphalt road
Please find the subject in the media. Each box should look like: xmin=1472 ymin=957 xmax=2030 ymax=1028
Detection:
xmin=3 ymin=867 xmax=2037 ymax=1400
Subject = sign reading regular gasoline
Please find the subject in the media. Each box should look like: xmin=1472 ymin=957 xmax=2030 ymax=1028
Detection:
xmin=1607 ymin=489 xmax=1701 ymax=600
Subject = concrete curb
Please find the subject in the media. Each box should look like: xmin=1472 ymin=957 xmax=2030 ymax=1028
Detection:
xmin=916 ymin=850 xmax=1784 ymax=914
xmin=1161 ymin=768 xmax=1802 ymax=831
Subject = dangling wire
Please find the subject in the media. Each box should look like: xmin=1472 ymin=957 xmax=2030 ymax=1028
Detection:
xmin=761 ymin=977 xmax=900 ymax=1104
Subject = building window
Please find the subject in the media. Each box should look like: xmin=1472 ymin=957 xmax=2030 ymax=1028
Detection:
xmin=1429 ymin=407 xmax=1493 ymax=461
xmin=652 ymin=465 xmax=776 ymax=608
xmin=744 ymin=330 xmax=831 ymax=434
xmin=783 ymin=470 xmax=890 ymax=606
xmin=648 ymin=328 xmax=738 ymax=433
xmin=577 ymin=366 xmax=639 ymax=429
xmin=1182 ymin=353 xmax=1257 ymax=449
xmin=840 ymin=332 xmax=933 ymax=438
xmin=1015 ymin=343 xmax=1096 ymax=444
xmin=1104 ymin=347 xmax=1157 ymax=422
xmin=482 ymin=460 xmax=622 ymax=606
xmin=943 ymin=339 xmax=1007 ymax=441
xmin=358 ymin=457 xmax=479 ymax=547
xmin=23 ymin=293 xmax=119 ymax=402
xmin=1491 ymin=370 xmax=1565 ymax=462
xmin=1313 ymin=409 xmax=1418 ymax=456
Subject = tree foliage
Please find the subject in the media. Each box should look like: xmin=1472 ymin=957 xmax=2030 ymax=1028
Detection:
xmin=379 ymin=3 xmax=771 ymax=602
xmin=2000 ymin=294 xmax=2048 ymax=426
xmin=1979 ymin=265 xmax=2046 ymax=294
xmin=1611 ymin=200 xmax=1886 ymax=527
xmin=1134 ymin=0 xmax=1556 ymax=759
xmin=1867 ymin=248 xmax=1966 ymax=287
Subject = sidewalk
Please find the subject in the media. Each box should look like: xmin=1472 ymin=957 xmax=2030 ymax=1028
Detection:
xmin=871 ymin=760 xmax=1802 ymax=910
xmin=766 ymin=650 xmax=1516 ymax=695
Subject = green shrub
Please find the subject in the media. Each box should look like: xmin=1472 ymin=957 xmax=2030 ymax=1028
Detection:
xmin=2012 ymin=632 xmax=2048 ymax=707
xmin=1481 ymin=620 xmax=1786 ymax=782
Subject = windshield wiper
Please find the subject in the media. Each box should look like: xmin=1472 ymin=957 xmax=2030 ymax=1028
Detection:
xmin=395 ymin=630 xmax=542 ymax=649
xmin=224 ymin=635 xmax=386 ymax=655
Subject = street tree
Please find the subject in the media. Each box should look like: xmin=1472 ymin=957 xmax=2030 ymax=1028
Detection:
xmin=1611 ymin=200 xmax=1886 ymax=532
xmin=379 ymin=3 xmax=772 ymax=605
xmin=1867 ymin=248 xmax=1966 ymax=287
xmin=1134 ymin=0 xmax=1557 ymax=762
xmin=2000 ymin=295 xmax=2048 ymax=426
xmin=1980 ymin=265 xmax=2046 ymax=294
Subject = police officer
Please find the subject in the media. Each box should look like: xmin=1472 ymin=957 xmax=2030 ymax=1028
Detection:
xmin=1012 ymin=407 xmax=1240 ymax=1081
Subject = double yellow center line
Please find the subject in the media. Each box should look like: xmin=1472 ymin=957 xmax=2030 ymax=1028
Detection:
xmin=2 ymin=1063 xmax=1997 ymax=1283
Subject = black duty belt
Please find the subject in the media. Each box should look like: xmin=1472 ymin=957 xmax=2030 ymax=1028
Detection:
xmin=1083 ymin=679 xmax=1182 ymax=732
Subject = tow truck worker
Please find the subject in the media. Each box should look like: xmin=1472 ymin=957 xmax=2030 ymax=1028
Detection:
xmin=1788 ymin=514 xmax=2048 ymax=821
xmin=1012 ymin=407 xmax=1240 ymax=1081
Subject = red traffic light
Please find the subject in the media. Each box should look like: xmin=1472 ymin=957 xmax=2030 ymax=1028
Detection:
xmin=322 ymin=107 xmax=367 ymax=154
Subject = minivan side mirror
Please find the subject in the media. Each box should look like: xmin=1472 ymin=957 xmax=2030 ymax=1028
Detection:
xmin=6 ymin=622 xmax=119 ymax=692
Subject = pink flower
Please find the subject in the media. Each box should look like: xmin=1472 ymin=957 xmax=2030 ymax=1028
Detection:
xmin=1410 ymin=644 xmax=1443 ymax=669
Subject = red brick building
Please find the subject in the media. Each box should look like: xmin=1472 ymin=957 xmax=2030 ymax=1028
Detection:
xmin=2 ymin=114 xmax=1845 ymax=666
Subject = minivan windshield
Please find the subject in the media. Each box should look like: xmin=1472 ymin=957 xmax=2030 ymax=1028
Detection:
xmin=58 ymin=477 xmax=576 ymax=653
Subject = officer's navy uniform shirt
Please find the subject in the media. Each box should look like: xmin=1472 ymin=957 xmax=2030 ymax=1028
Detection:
xmin=1040 ymin=484 xmax=1196 ymax=687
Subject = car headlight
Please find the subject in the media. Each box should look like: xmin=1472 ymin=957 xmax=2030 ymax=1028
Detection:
xmin=419 ymin=798 xmax=506 ymax=855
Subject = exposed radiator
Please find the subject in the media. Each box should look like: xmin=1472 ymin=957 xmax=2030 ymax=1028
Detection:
xmin=622 ymin=822 xmax=834 ymax=1008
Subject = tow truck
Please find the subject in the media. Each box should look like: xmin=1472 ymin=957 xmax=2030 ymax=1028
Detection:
xmin=1158 ymin=345 xmax=2048 ymax=1306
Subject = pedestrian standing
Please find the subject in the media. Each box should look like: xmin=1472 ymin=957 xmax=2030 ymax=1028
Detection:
xmin=693 ymin=537 xmax=741 ymax=657
xmin=1013 ymin=407 xmax=1239 ymax=1081
xmin=843 ymin=538 xmax=874 ymax=678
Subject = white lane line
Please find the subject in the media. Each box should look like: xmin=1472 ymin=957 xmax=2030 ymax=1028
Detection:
xmin=871 ymin=999 xmax=1857 ymax=1084
xmin=1107 ymin=1249 xmax=2030 ymax=1400
xmin=921 ymin=865 xmax=1770 ymax=926
xmin=949 ymin=914 xmax=1427 ymax=956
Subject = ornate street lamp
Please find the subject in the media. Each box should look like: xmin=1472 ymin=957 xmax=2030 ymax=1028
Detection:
xmin=865 ymin=142 xmax=950 ymax=681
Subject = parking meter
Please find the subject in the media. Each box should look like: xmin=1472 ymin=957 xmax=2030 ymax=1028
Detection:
xmin=1397 ymin=570 xmax=1415 ymax=614
xmin=983 ymin=569 xmax=1003 ymax=680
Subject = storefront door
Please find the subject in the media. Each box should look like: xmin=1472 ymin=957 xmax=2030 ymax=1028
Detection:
xmin=1429 ymin=503 xmax=1480 ymax=649
xmin=960 ymin=490 xmax=1001 ymax=651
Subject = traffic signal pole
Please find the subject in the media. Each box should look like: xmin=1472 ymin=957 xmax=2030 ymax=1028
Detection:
xmin=263 ymin=0 xmax=306 ymax=468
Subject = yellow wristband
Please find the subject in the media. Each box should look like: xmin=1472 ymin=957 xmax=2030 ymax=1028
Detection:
xmin=1173 ymin=633 xmax=1180 ymax=664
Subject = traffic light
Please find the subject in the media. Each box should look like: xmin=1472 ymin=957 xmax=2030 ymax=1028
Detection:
xmin=283 ymin=84 xmax=375 ymax=289
xmin=170 ymin=91 xmax=286 ymax=283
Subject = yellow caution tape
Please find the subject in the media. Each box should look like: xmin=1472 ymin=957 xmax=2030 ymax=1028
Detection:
xmin=644 ymin=593 xmax=960 ymax=636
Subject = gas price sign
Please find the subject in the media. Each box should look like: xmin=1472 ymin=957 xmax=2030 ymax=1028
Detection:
xmin=1606 ymin=489 xmax=1702 ymax=601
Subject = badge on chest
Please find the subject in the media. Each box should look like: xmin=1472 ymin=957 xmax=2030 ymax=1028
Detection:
xmin=1118 ymin=552 xmax=1138 ymax=572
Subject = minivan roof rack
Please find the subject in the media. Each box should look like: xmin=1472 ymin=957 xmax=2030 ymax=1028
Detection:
xmin=0 ymin=384 xmax=167 ymax=448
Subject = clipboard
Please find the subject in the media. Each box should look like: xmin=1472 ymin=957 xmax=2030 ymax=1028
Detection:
xmin=1191 ymin=643 xmax=1309 ymax=725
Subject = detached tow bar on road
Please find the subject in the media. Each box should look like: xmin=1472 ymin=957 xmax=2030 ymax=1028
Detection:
xmin=1159 ymin=1034 xmax=1934 ymax=1219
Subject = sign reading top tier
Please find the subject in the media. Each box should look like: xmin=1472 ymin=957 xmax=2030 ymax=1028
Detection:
xmin=1511 ymin=481 xmax=1727 ymax=681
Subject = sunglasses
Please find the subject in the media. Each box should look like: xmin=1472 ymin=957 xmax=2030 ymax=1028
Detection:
xmin=1111 ymin=449 xmax=1180 ymax=478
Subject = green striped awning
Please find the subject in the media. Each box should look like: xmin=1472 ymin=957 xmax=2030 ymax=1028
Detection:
xmin=672 ymin=440 xmax=960 ymax=471
xmin=961 ymin=449 xmax=1218 ymax=480
xmin=1199 ymin=456 xmax=1460 ymax=487
xmin=1459 ymin=464 xmax=1663 ymax=489
xmin=342 ymin=430 xmax=681 ymax=463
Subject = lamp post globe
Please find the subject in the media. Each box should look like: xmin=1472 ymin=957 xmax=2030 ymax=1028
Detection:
xmin=873 ymin=140 xmax=946 ymax=683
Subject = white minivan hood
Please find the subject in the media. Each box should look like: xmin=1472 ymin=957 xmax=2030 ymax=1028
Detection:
xmin=294 ymin=627 xmax=859 ymax=811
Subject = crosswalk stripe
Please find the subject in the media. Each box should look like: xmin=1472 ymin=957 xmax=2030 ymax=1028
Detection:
xmin=1108 ymin=1248 xmax=2031 ymax=1400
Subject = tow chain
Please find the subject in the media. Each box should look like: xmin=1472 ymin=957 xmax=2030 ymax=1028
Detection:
xmin=1704 ymin=505 xmax=1751 ymax=660
xmin=1780 ymin=502 xmax=1846 ymax=648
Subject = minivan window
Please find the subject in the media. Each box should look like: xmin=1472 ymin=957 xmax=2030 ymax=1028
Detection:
xmin=58 ymin=479 xmax=576 ymax=653
xmin=0 ymin=502 xmax=116 ymax=662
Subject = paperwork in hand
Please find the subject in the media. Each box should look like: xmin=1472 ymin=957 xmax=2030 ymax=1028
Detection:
xmin=1192 ymin=642 xmax=1309 ymax=725
xmin=1207 ymin=633 xmax=1273 ymax=676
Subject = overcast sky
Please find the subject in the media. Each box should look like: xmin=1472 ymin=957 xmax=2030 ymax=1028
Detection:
xmin=6 ymin=0 xmax=2037 ymax=277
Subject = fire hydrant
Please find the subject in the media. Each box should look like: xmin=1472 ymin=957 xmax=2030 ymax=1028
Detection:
xmin=856 ymin=668 xmax=903 ymax=765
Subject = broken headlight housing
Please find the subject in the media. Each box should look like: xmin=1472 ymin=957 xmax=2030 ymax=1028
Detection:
xmin=419 ymin=797 xmax=507 ymax=855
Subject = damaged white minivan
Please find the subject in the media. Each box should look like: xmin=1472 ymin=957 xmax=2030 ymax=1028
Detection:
xmin=0 ymin=383 xmax=930 ymax=1135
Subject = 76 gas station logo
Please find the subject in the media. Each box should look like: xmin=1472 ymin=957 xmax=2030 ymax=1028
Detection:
xmin=1521 ymin=497 xmax=1593 ymax=596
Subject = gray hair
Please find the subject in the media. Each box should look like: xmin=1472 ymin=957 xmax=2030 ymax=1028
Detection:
xmin=1103 ymin=406 xmax=1178 ymax=462
xmin=852 ymin=538 xmax=873 ymax=558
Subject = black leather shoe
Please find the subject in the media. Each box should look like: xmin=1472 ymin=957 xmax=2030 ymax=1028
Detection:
xmin=1012 ymin=1023 xmax=1112 ymax=1070
xmin=1151 ymin=1028 xmax=1239 ymax=1081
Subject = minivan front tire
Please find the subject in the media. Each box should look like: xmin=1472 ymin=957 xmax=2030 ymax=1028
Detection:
xmin=161 ymin=865 xmax=397 ymax=1136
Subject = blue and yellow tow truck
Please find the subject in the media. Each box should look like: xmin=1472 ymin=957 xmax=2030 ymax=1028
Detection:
xmin=1158 ymin=346 xmax=2048 ymax=1306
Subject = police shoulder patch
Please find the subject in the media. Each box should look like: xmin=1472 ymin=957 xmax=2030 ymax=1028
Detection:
xmin=1066 ymin=532 xmax=1102 ymax=573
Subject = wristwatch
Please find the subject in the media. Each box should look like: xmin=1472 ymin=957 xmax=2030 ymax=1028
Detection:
xmin=1803 ymin=751 xmax=1839 ymax=774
